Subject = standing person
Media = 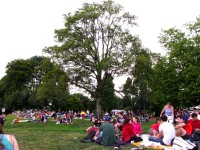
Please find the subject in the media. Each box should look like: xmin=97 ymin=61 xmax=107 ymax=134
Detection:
xmin=132 ymin=116 xmax=142 ymax=135
xmin=160 ymin=102 xmax=174 ymax=123
xmin=149 ymin=115 xmax=175 ymax=146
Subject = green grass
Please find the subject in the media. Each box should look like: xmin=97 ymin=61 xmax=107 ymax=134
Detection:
xmin=3 ymin=115 xmax=154 ymax=150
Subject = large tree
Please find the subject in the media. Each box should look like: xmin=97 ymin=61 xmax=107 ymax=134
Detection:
xmin=36 ymin=68 xmax=69 ymax=110
xmin=101 ymin=72 xmax=116 ymax=113
xmin=44 ymin=0 xmax=141 ymax=115
xmin=122 ymin=49 xmax=153 ymax=112
xmin=0 ymin=56 xmax=69 ymax=112
xmin=158 ymin=16 xmax=200 ymax=107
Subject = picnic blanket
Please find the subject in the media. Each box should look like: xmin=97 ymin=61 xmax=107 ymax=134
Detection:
xmin=132 ymin=141 xmax=172 ymax=150
xmin=19 ymin=120 xmax=31 ymax=122
xmin=132 ymin=134 xmax=172 ymax=150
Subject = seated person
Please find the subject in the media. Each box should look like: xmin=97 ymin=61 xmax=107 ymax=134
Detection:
xmin=86 ymin=120 xmax=100 ymax=134
xmin=115 ymin=112 xmax=125 ymax=133
xmin=0 ymin=125 xmax=19 ymax=150
xmin=12 ymin=116 xmax=19 ymax=124
xmin=188 ymin=113 xmax=200 ymax=132
xmin=95 ymin=116 xmax=117 ymax=146
xmin=0 ymin=118 xmax=4 ymax=133
xmin=80 ymin=120 xmax=100 ymax=143
xmin=66 ymin=113 xmax=72 ymax=124
xmin=149 ymin=115 xmax=175 ymax=146
xmin=175 ymin=115 xmax=192 ymax=140
xmin=148 ymin=117 xmax=161 ymax=136
xmin=94 ymin=119 xmax=101 ymax=127
xmin=59 ymin=115 xmax=67 ymax=124
xmin=122 ymin=118 xmax=137 ymax=142
xmin=110 ymin=118 xmax=117 ymax=126
xmin=132 ymin=116 xmax=142 ymax=135
xmin=41 ymin=114 xmax=47 ymax=123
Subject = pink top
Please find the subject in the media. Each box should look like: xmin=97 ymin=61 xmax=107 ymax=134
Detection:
xmin=132 ymin=122 xmax=142 ymax=135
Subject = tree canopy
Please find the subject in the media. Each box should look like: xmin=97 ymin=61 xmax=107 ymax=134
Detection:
xmin=44 ymin=0 xmax=142 ymax=115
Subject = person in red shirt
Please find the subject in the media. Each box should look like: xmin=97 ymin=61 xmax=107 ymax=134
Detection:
xmin=175 ymin=115 xmax=192 ymax=140
xmin=188 ymin=113 xmax=200 ymax=132
xmin=148 ymin=117 xmax=161 ymax=136
xmin=122 ymin=118 xmax=137 ymax=142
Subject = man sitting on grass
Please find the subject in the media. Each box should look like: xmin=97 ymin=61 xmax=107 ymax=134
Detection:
xmin=188 ymin=113 xmax=200 ymax=132
xmin=149 ymin=115 xmax=175 ymax=146
xmin=175 ymin=115 xmax=192 ymax=140
xmin=95 ymin=116 xmax=118 ymax=146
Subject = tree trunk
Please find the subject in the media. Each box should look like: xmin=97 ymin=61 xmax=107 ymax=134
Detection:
xmin=96 ymin=98 xmax=102 ymax=116
xmin=96 ymin=73 xmax=103 ymax=116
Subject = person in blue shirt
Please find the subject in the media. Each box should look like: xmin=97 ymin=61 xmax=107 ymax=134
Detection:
xmin=160 ymin=102 xmax=174 ymax=123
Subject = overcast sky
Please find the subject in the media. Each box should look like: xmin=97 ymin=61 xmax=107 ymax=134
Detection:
xmin=0 ymin=0 xmax=199 ymax=80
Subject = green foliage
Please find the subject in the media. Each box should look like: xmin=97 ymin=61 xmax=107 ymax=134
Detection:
xmin=66 ymin=93 xmax=94 ymax=112
xmin=122 ymin=49 xmax=153 ymax=112
xmin=5 ymin=59 xmax=32 ymax=91
xmin=156 ymin=16 xmax=200 ymax=108
xmin=36 ymin=68 xmax=69 ymax=110
xmin=0 ymin=56 xmax=71 ymax=112
xmin=101 ymin=73 xmax=116 ymax=112
xmin=44 ymin=0 xmax=142 ymax=115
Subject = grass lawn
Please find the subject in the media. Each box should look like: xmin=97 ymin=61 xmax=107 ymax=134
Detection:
xmin=4 ymin=115 xmax=154 ymax=150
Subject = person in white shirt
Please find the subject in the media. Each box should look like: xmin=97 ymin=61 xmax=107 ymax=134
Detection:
xmin=149 ymin=115 xmax=175 ymax=145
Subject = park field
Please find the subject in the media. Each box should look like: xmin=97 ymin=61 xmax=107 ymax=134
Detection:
xmin=4 ymin=115 xmax=153 ymax=150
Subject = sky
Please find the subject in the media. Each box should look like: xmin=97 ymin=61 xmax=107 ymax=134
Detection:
xmin=0 ymin=0 xmax=200 ymax=81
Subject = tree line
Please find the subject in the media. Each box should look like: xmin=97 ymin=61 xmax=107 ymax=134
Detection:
xmin=0 ymin=0 xmax=199 ymax=115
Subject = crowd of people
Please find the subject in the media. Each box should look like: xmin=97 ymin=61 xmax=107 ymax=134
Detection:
xmin=80 ymin=111 xmax=144 ymax=149
xmin=1 ymin=102 xmax=200 ymax=149
xmin=80 ymin=102 xmax=200 ymax=149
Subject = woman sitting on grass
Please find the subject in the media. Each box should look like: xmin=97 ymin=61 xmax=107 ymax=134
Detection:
xmin=132 ymin=116 xmax=142 ymax=135
xmin=122 ymin=118 xmax=137 ymax=142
